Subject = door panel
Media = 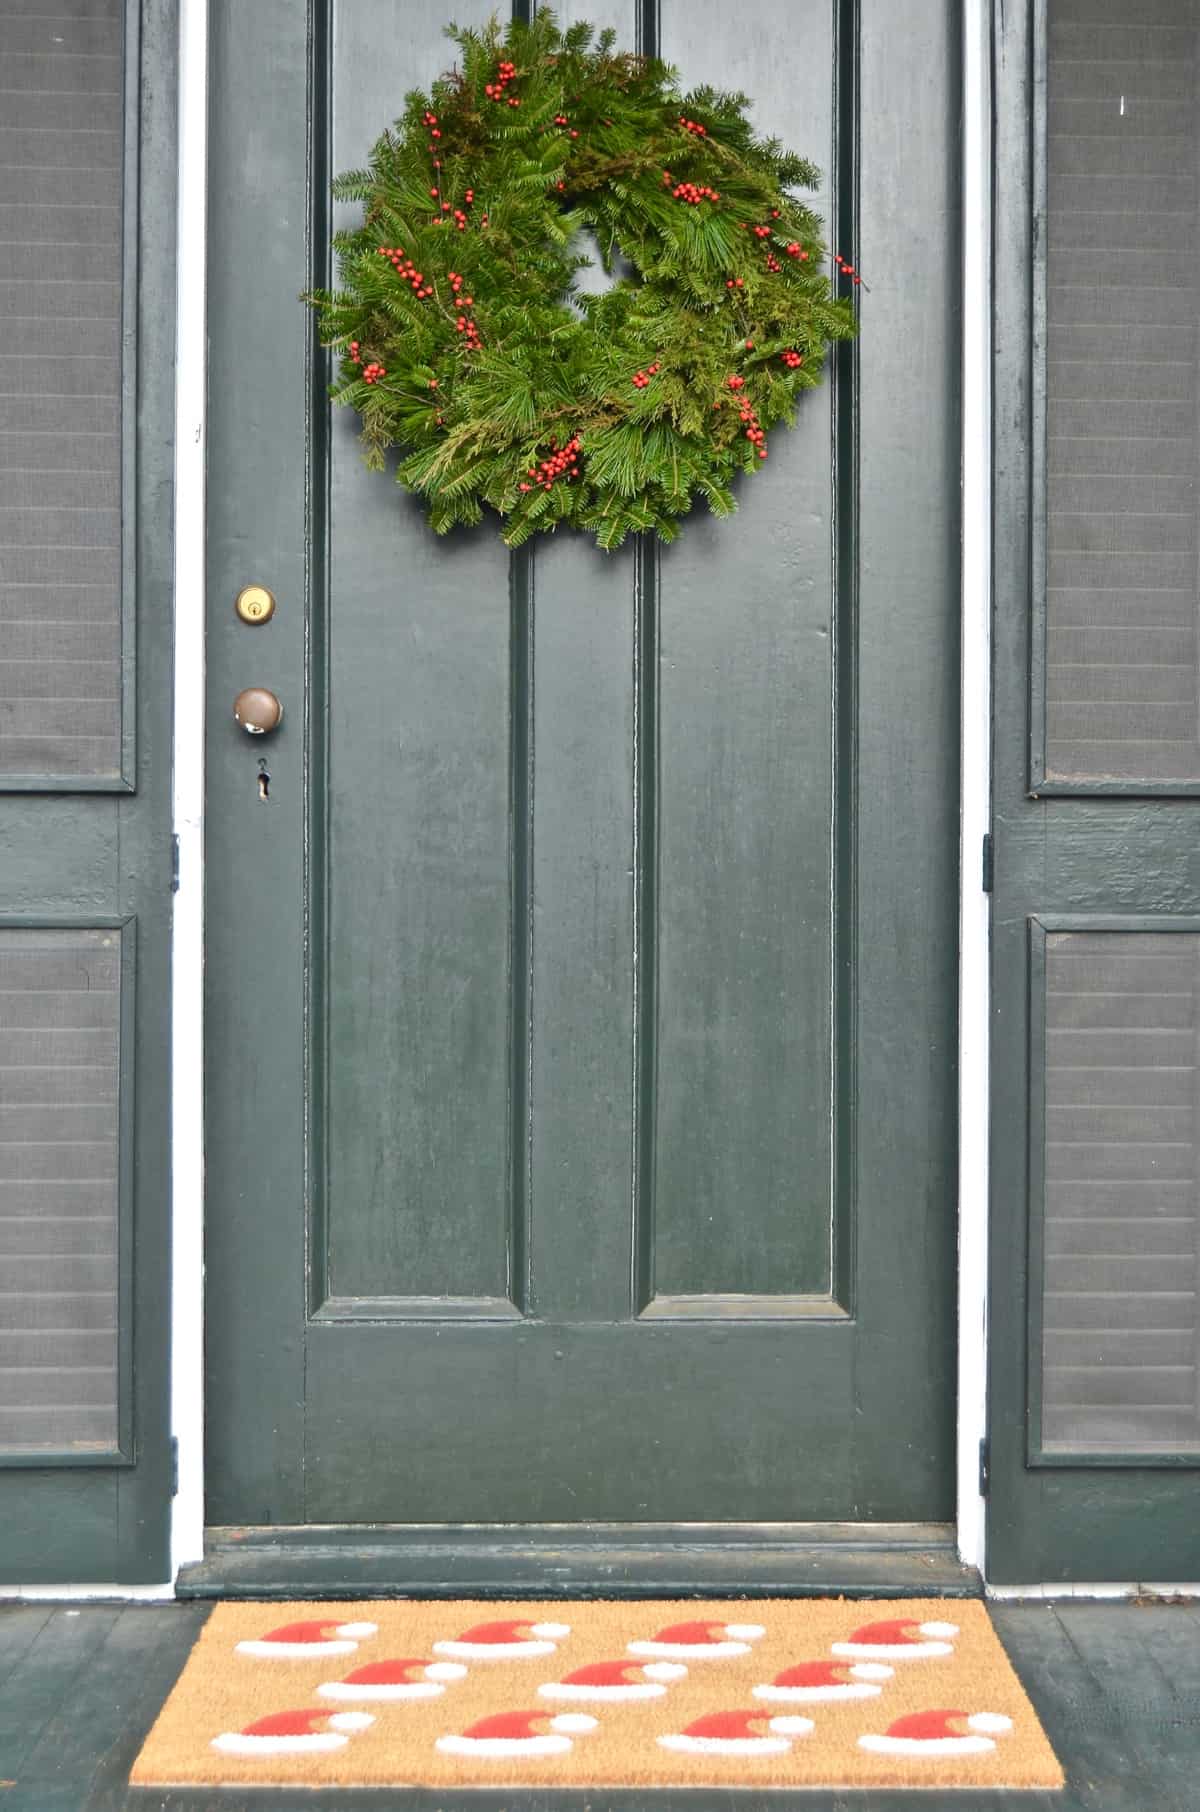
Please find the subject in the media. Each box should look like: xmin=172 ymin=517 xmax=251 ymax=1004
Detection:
xmin=205 ymin=0 xmax=959 ymax=1530
xmin=990 ymin=0 xmax=1200 ymax=1582
xmin=0 ymin=0 xmax=175 ymax=1585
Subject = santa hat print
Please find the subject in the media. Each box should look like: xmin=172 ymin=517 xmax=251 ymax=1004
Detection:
xmin=538 ymin=1659 xmax=687 ymax=1702
xmin=432 ymin=1618 xmax=571 ymax=1661
xmin=830 ymin=1617 xmax=959 ymax=1661
xmin=627 ymin=1618 xmax=766 ymax=1660
xmin=858 ymin=1707 xmax=1014 ymax=1758
xmin=657 ymin=1708 xmax=815 ymax=1757
xmin=211 ymin=1707 xmax=374 ymax=1756
xmin=316 ymin=1657 xmax=467 ymax=1702
xmin=752 ymin=1658 xmax=894 ymax=1703
xmin=234 ymin=1618 xmax=379 ymax=1660
xmin=435 ymin=1708 xmax=598 ymax=1758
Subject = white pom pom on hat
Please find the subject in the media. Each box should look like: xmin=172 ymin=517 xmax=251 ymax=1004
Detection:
xmin=968 ymin=1712 xmax=1014 ymax=1735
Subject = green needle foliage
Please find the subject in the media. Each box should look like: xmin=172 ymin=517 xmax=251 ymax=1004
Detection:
xmin=306 ymin=10 xmax=858 ymax=550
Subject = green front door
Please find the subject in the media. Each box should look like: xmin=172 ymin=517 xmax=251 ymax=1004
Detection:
xmin=203 ymin=0 xmax=960 ymax=1532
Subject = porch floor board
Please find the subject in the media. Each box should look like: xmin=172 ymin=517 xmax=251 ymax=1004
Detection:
xmin=0 ymin=1600 xmax=1195 ymax=1810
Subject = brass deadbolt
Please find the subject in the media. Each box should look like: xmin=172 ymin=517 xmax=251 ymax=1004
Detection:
xmin=233 ymin=687 xmax=283 ymax=735
xmin=235 ymin=583 xmax=276 ymax=625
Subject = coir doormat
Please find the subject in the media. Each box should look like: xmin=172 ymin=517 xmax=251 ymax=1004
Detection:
xmin=131 ymin=1598 xmax=1063 ymax=1790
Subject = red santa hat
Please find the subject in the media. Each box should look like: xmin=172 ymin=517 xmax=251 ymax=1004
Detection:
xmin=538 ymin=1658 xmax=687 ymax=1702
xmin=432 ymin=1618 xmax=571 ymax=1661
xmin=211 ymin=1707 xmax=374 ymax=1756
xmin=317 ymin=1657 xmax=467 ymax=1701
xmin=628 ymin=1618 xmax=766 ymax=1660
xmin=858 ymin=1707 xmax=1014 ymax=1757
xmin=435 ymin=1708 xmax=598 ymax=1757
xmin=235 ymin=1618 xmax=379 ymax=1660
xmin=753 ymin=1658 xmax=894 ymax=1703
xmin=831 ymin=1617 xmax=959 ymax=1661
xmin=657 ymin=1708 xmax=814 ymax=1756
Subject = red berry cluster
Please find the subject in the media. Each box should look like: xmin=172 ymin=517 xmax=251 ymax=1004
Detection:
xmin=348 ymin=339 xmax=360 ymax=363
xmin=448 ymin=271 xmax=481 ymax=350
xmin=781 ymin=349 xmax=804 ymax=369
xmin=785 ymin=241 xmax=810 ymax=261
xmin=724 ymin=276 xmax=745 ymax=290
xmin=749 ymin=224 xmax=771 ymax=239
xmin=519 ymin=435 xmax=582 ymax=492
xmin=726 ymin=375 xmax=767 ymax=458
xmin=765 ymin=252 xmax=781 ymax=273
xmin=362 ymin=361 xmax=386 ymax=385
xmin=631 ymin=360 xmax=661 ymax=389
xmin=835 ymin=253 xmax=863 ymax=287
xmin=430 ymin=185 xmax=477 ymax=231
xmin=423 ymin=108 xmax=441 ymax=141
xmin=672 ymin=179 xmax=720 ymax=205
xmin=678 ymin=115 xmax=707 ymax=135
xmin=553 ymin=112 xmax=580 ymax=139
xmin=485 ymin=60 xmax=520 ymax=105
xmin=378 ymin=247 xmax=433 ymax=298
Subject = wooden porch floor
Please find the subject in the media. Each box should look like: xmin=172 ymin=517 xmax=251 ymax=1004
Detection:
xmin=1 ymin=1600 xmax=1197 ymax=1810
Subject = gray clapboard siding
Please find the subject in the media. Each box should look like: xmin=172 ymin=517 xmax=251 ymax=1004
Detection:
xmin=0 ymin=929 xmax=120 ymax=1453
xmin=1041 ymin=931 xmax=1200 ymax=1453
xmin=0 ymin=0 xmax=124 ymax=782
xmin=1044 ymin=3 xmax=1200 ymax=784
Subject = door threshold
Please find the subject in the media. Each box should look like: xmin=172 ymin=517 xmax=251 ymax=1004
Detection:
xmin=177 ymin=1522 xmax=979 ymax=1599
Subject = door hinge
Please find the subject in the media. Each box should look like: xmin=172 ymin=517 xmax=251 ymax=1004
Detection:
xmin=170 ymin=1436 xmax=179 ymax=1497
xmin=978 ymin=1436 xmax=990 ymax=1498
xmin=981 ymin=832 xmax=993 ymax=893
xmin=171 ymin=833 xmax=180 ymax=893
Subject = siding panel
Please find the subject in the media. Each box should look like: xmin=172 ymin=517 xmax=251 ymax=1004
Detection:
xmin=1044 ymin=4 xmax=1200 ymax=784
xmin=0 ymin=929 xmax=121 ymax=1454
xmin=0 ymin=0 xmax=124 ymax=782
xmin=1041 ymin=930 xmax=1200 ymax=1454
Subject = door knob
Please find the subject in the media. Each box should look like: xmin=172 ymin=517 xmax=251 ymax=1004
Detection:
xmin=233 ymin=687 xmax=283 ymax=735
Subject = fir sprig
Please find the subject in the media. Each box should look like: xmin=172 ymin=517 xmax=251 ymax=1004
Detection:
xmin=305 ymin=10 xmax=858 ymax=549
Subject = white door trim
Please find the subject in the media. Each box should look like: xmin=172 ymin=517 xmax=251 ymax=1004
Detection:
xmin=955 ymin=0 xmax=993 ymax=1575
xmin=169 ymin=0 xmax=209 ymax=1581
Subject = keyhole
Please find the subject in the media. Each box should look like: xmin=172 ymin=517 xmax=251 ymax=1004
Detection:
xmin=257 ymin=759 xmax=270 ymax=801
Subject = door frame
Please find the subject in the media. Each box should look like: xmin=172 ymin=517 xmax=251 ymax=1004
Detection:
xmin=154 ymin=0 xmax=986 ymax=1590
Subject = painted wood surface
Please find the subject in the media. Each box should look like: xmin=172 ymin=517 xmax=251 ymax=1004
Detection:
xmin=0 ymin=0 xmax=176 ymax=1584
xmin=204 ymin=0 xmax=960 ymax=1528
xmin=990 ymin=0 xmax=1200 ymax=1585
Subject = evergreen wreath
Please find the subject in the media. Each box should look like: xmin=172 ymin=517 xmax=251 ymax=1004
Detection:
xmin=306 ymin=11 xmax=859 ymax=550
